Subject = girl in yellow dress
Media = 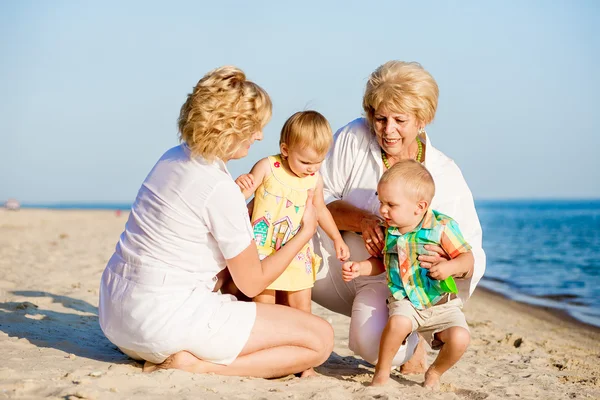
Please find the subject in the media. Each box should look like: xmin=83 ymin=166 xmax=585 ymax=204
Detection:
xmin=236 ymin=111 xmax=349 ymax=375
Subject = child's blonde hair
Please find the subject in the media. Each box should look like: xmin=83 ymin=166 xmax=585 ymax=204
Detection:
xmin=178 ymin=66 xmax=272 ymax=162
xmin=279 ymin=111 xmax=333 ymax=156
xmin=379 ymin=159 xmax=435 ymax=203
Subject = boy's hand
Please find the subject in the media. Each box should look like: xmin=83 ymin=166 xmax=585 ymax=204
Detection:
xmin=342 ymin=261 xmax=361 ymax=282
xmin=423 ymin=259 xmax=453 ymax=281
xmin=235 ymin=174 xmax=255 ymax=192
xmin=334 ymin=238 xmax=350 ymax=261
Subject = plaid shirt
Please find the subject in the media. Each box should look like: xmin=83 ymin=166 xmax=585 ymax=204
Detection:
xmin=384 ymin=209 xmax=472 ymax=310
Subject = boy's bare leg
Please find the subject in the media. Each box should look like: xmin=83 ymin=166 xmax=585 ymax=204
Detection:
xmin=253 ymin=289 xmax=276 ymax=304
xmin=423 ymin=326 xmax=470 ymax=389
xmin=399 ymin=334 xmax=427 ymax=374
xmin=372 ymin=315 xmax=413 ymax=386
xmin=287 ymin=288 xmax=316 ymax=377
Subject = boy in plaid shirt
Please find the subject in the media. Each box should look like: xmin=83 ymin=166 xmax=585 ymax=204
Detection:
xmin=342 ymin=160 xmax=474 ymax=388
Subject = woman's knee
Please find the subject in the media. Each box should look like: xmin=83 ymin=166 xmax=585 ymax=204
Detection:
xmin=349 ymin=328 xmax=380 ymax=365
xmin=312 ymin=317 xmax=334 ymax=363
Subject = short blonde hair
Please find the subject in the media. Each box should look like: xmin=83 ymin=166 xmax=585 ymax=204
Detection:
xmin=379 ymin=160 xmax=435 ymax=203
xmin=178 ymin=66 xmax=272 ymax=161
xmin=279 ymin=111 xmax=333 ymax=156
xmin=363 ymin=61 xmax=439 ymax=128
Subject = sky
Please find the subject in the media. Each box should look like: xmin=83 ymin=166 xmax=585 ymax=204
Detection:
xmin=1 ymin=0 xmax=599 ymax=204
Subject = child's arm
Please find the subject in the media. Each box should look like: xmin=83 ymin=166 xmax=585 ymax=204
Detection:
xmin=313 ymin=176 xmax=350 ymax=261
xmin=341 ymin=257 xmax=385 ymax=282
xmin=234 ymin=158 xmax=269 ymax=200
xmin=426 ymin=250 xmax=474 ymax=281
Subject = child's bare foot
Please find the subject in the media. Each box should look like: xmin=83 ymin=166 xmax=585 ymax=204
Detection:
xmin=370 ymin=370 xmax=390 ymax=386
xmin=300 ymin=368 xmax=317 ymax=378
xmin=423 ymin=366 xmax=442 ymax=390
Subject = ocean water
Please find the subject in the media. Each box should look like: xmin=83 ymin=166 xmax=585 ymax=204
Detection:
xmin=476 ymin=199 xmax=600 ymax=328
xmin=13 ymin=199 xmax=600 ymax=328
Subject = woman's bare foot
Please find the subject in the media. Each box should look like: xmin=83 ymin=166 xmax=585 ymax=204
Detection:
xmin=143 ymin=351 xmax=208 ymax=374
xmin=423 ymin=366 xmax=442 ymax=389
xmin=370 ymin=370 xmax=390 ymax=386
xmin=400 ymin=338 xmax=427 ymax=374
xmin=300 ymin=367 xmax=317 ymax=378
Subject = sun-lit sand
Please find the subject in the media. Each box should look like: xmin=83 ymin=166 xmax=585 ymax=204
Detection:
xmin=1 ymin=209 xmax=599 ymax=399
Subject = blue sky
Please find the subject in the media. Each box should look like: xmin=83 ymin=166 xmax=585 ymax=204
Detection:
xmin=1 ymin=0 xmax=599 ymax=203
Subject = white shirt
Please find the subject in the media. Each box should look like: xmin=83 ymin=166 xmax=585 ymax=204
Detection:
xmin=320 ymin=118 xmax=486 ymax=302
xmin=99 ymin=144 xmax=254 ymax=352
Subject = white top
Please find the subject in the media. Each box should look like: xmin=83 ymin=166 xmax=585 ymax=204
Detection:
xmin=99 ymin=144 xmax=254 ymax=353
xmin=320 ymin=118 xmax=486 ymax=303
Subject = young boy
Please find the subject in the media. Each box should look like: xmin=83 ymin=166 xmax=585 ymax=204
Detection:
xmin=342 ymin=160 xmax=474 ymax=388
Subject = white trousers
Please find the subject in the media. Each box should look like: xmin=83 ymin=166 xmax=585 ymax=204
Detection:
xmin=312 ymin=229 xmax=418 ymax=366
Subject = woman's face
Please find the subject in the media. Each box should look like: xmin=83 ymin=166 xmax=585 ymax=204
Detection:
xmin=372 ymin=106 xmax=421 ymax=158
xmin=229 ymin=130 xmax=263 ymax=160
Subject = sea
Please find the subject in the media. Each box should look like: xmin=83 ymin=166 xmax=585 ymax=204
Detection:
xmin=14 ymin=199 xmax=600 ymax=329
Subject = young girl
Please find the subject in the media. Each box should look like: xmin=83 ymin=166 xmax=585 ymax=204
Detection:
xmin=235 ymin=111 xmax=349 ymax=375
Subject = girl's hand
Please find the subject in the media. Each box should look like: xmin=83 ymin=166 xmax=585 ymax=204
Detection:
xmin=300 ymin=189 xmax=318 ymax=235
xmin=417 ymin=244 xmax=450 ymax=269
xmin=334 ymin=238 xmax=350 ymax=261
xmin=341 ymin=261 xmax=361 ymax=282
xmin=235 ymin=174 xmax=255 ymax=192
xmin=360 ymin=215 xmax=385 ymax=257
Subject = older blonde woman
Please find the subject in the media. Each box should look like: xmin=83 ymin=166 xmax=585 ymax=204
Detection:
xmin=312 ymin=61 xmax=486 ymax=371
xmin=99 ymin=66 xmax=333 ymax=377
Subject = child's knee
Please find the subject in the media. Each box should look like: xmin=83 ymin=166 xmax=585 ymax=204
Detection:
xmin=442 ymin=326 xmax=470 ymax=349
xmin=388 ymin=315 xmax=413 ymax=335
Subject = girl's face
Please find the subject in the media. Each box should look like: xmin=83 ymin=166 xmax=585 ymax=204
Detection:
xmin=372 ymin=106 xmax=422 ymax=158
xmin=229 ymin=130 xmax=263 ymax=160
xmin=378 ymin=180 xmax=425 ymax=233
xmin=280 ymin=143 xmax=325 ymax=178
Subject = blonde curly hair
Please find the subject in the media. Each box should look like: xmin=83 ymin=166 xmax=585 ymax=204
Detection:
xmin=178 ymin=66 xmax=272 ymax=161
xmin=363 ymin=61 xmax=439 ymax=128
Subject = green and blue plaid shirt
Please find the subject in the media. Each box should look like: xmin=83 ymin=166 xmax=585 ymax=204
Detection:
xmin=384 ymin=209 xmax=472 ymax=310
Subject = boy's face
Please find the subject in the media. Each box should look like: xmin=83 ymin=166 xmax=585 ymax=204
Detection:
xmin=378 ymin=180 xmax=426 ymax=232
xmin=281 ymin=144 xmax=325 ymax=178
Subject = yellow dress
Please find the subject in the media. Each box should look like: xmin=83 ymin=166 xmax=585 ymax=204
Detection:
xmin=251 ymin=155 xmax=321 ymax=291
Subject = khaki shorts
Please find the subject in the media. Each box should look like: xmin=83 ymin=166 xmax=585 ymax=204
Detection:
xmin=387 ymin=296 xmax=469 ymax=350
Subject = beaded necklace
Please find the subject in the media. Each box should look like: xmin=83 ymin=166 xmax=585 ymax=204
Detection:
xmin=381 ymin=138 xmax=423 ymax=169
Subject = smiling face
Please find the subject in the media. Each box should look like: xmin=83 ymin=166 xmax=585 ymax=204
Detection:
xmin=280 ymin=143 xmax=325 ymax=178
xmin=229 ymin=130 xmax=264 ymax=161
xmin=378 ymin=180 xmax=427 ymax=234
xmin=372 ymin=106 xmax=422 ymax=159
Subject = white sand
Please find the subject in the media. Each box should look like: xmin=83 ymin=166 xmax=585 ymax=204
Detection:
xmin=1 ymin=209 xmax=599 ymax=399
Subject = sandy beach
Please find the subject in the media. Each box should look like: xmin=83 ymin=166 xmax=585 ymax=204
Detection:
xmin=1 ymin=209 xmax=599 ymax=400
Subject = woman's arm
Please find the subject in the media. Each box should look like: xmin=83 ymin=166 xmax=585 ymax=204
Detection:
xmin=327 ymin=200 xmax=385 ymax=257
xmin=226 ymin=190 xmax=318 ymax=298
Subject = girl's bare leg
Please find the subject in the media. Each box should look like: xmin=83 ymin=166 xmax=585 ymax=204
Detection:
xmin=372 ymin=315 xmax=413 ymax=386
xmin=287 ymin=288 xmax=316 ymax=377
xmin=253 ymin=289 xmax=276 ymax=304
xmin=423 ymin=326 xmax=470 ymax=389
xmin=144 ymin=303 xmax=333 ymax=378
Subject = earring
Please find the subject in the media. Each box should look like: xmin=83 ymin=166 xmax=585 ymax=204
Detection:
xmin=418 ymin=127 xmax=425 ymax=135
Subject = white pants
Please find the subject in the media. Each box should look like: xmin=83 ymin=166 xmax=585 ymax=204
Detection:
xmin=312 ymin=229 xmax=418 ymax=366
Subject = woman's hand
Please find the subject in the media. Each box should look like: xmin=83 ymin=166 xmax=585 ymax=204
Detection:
xmin=300 ymin=189 xmax=318 ymax=236
xmin=417 ymin=244 xmax=450 ymax=269
xmin=235 ymin=173 xmax=255 ymax=192
xmin=360 ymin=215 xmax=385 ymax=257
xmin=212 ymin=268 xmax=231 ymax=292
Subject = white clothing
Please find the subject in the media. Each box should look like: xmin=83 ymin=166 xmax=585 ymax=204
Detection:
xmin=312 ymin=118 xmax=486 ymax=365
xmin=99 ymin=144 xmax=256 ymax=365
